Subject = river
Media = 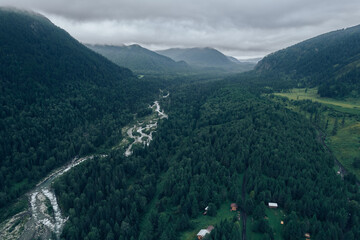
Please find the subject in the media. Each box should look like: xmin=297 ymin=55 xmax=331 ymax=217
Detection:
xmin=0 ymin=94 xmax=169 ymax=240
xmin=124 ymin=99 xmax=168 ymax=157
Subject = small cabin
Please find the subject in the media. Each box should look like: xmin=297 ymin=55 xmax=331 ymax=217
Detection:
xmin=230 ymin=203 xmax=238 ymax=211
xmin=305 ymin=233 xmax=311 ymax=239
xmin=197 ymin=226 xmax=214 ymax=240
xmin=268 ymin=202 xmax=278 ymax=208
xmin=197 ymin=229 xmax=210 ymax=240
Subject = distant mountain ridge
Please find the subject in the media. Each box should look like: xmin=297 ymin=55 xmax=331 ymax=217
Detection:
xmin=255 ymin=24 xmax=360 ymax=97
xmin=86 ymin=44 xmax=190 ymax=74
xmin=157 ymin=47 xmax=233 ymax=67
xmin=157 ymin=47 xmax=255 ymax=72
xmin=227 ymin=55 xmax=241 ymax=63
xmin=238 ymin=57 xmax=262 ymax=64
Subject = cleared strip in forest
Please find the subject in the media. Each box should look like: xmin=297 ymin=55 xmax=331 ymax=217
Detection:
xmin=274 ymin=88 xmax=360 ymax=114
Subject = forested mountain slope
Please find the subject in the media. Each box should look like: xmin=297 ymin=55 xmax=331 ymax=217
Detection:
xmin=86 ymin=44 xmax=191 ymax=74
xmin=55 ymin=80 xmax=360 ymax=240
xmin=255 ymin=24 xmax=360 ymax=97
xmin=2 ymin=7 xmax=360 ymax=240
xmin=157 ymin=47 xmax=255 ymax=72
xmin=0 ymin=8 xmax=156 ymax=211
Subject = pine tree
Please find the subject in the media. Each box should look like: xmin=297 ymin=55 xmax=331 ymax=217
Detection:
xmin=207 ymin=203 xmax=217 ymax=216
xmin=332 ymin=118 xmax=338 ymax=136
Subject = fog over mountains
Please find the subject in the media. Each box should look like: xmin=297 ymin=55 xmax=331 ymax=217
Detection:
xmin=3 ymin=0 xmax=360 ymax=58
xmin=87 ymin=44 xmax=256 ymax=74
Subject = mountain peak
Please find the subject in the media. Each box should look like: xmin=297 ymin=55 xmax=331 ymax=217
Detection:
xmin=157 ymin=47 xmax=233 ymax=67
xmin=0 ymin=7 xmax=52 ymax=24
xmin=156 ymin=47 xmax=255 ymax=72
xmin=86 ymin=44 xmax=191 ymax=74
xmin=128 ymin=44 xmax=142 ymax=48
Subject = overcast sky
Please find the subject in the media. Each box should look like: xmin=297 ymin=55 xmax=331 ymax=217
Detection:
xmin=2 ymin=0 xmax=360 ymax=59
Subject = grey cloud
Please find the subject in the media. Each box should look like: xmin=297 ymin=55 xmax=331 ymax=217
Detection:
xmin=1 ymin=0 xmax=360 ymax=58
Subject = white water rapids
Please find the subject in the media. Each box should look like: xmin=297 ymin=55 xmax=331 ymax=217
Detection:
xmin=124 ymin=100 xmax=168 ymax=157
xmin=30 ymin=189 xmax=66 ymax=236
xmin=0 ymin=93 xmax=169 ymax=240
xmin=26 ymin=155 xmax=104 ymax=239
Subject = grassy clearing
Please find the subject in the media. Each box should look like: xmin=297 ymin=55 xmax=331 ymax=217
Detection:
xmin=246 ymin=208 xmax=285 ymax=240
xmin=271 ymin=88 xmax=360 ymax=180
xmin=328 ymin=122 xmax=360 ymax=179
xmin=274 ymin=88 xmax=360 ymax=115
xmin=181 ymin=202 xmax=238 ymax=240
xmin=246 ymin=218 xmax=263 ymax=240
xmin=266 ymin=208 xmax=285 ymax=240
xmin=179 ymin=174 xmax=244 ymax=240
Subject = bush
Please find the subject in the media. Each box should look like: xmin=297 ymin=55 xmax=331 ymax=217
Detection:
xmin=352 ymin=158 xmax=360 ymax=169
xmin=207 ymin=203 xmax=217 ymax=216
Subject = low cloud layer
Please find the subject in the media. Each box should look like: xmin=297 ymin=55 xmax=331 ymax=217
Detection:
xmin=2 ymin=0 xmax=360 ymax=58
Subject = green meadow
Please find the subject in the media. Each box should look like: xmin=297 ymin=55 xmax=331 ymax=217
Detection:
xmin=274 ymin=88 xmax=360 ymax=115
xmin=247 ymin=208 xmax=286 ymax=240
xmin=180 ymin=202 xmax=238 ymax=240
xmin=273 ymin=88 xmax=360 ymax=180
xmin=329 ymin=122 xmax=360 ymax=179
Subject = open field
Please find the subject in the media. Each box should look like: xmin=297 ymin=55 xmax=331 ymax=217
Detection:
xmin=272 ymin=88 xmax=360 ymax=180
xmin=246 ymin=219 xmax=262 ymax=240
xmin=329 ymin=122 xmax=360 ymax=179
xmin=246 ymin=208 xmax=285 ymax=240
xmin=181 ymin=202 xmax=238 ymax=240
xmin=266 ymin=208 xmax=285 ymax=240
xmin=274 ymin=88 xmax=360 ymax=115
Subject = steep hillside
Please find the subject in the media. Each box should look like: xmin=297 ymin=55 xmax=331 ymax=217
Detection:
xmin=86 ymin=44 xmax=190 ymax=74
xmin=157 ymin=47 xmax=255 ymax=72
xmin=0 ymin=8 xmax=156 ymax=210
xmin=256 ymin=24 xmax=360 ymax=97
